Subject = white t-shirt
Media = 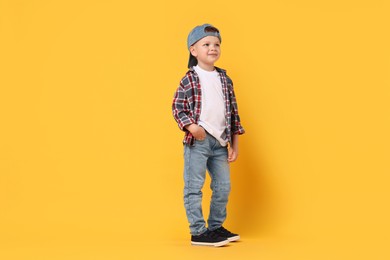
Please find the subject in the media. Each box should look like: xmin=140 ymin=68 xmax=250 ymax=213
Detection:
xmin=194 ymin=65 xmax=227 ymax=146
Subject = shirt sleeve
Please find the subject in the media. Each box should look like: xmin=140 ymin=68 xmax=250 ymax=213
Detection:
xmin=228 ymin=77 xmax=245 ymax=135
xmin=172 ymin=78 xmax=195 ymax=131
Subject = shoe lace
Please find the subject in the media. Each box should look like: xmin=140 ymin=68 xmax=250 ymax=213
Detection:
xmin=208 ymin=230 xmax=223 ymax=238
xmin=219 ymin=226 xmax=228 ymax=233
xmin=216 ymin=226 xmax=229 ymax=234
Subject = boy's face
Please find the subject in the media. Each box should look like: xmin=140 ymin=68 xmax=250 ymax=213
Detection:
xmin=190 ymin=36 xmax=221 ymax=70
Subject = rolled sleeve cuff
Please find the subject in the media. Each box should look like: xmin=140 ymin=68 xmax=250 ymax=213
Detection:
xmin=233 ymin=125 xmax=245 ymax=135
xmin=178 ymin=117 xmax=196 ymax=131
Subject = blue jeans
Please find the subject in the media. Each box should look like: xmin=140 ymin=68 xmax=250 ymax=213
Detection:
xmin=183 ymin=132 xmax=231 ymax=235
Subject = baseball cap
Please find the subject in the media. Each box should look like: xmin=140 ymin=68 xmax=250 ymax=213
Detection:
xmin=187 ymin=24 xmax=222 ymax=68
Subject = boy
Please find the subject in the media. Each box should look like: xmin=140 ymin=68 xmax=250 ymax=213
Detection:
xmin=172 ymin=24 xmax=245 ymax=247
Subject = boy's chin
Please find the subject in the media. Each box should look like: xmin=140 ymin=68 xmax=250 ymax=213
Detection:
xmin=207 ymin=58 xmax=220 ymax=64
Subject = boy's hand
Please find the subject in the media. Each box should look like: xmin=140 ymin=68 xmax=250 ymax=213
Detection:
xmin=228 ymin=147 xmax=238 ymax=162
xmin=186 ymin=124 xmax=206 ymax=140
xmin=228 ymin=134 xmax=239 ymax=163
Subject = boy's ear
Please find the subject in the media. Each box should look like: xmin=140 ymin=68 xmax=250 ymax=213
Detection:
xmin=189 ymin=46 xmax=197 ymax=57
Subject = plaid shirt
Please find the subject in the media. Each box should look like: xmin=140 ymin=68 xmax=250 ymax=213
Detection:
xmin=172 ymin=66 xmax=245 ymax=145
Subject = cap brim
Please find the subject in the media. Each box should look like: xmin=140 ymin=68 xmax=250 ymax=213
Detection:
xmin=188 ymin=53 xmax=197 ymax=68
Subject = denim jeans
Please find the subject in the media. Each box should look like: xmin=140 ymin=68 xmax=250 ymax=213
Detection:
xmin=183 ymin=132 xmax=231 ymax=235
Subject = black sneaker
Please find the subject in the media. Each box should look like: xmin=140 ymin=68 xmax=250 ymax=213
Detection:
xmin=191 ymin=230 xmax=229 ymax=247
xmin=213 ymin=226 xmax=240 ymax=242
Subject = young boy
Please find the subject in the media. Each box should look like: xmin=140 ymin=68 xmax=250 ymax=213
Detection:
xmin=172 ymin=24 xmax=245 ymax=247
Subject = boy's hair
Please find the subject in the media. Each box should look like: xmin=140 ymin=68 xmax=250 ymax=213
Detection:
xmin=187 ymin=24 xmax=221 ymax=68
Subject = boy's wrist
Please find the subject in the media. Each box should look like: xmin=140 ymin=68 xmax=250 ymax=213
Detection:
xmin=185 ymin=124 xmax=196 ymax=132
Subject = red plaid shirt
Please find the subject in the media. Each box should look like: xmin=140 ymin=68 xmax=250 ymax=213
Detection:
xmin=172 ymin=66 xmax=245 ymax=145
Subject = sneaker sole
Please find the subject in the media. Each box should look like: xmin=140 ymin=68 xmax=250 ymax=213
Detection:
xmin=191 ymin=240 xmax=229 ymax=247
xmin=227 ymin=235 xmax=240 ymax=242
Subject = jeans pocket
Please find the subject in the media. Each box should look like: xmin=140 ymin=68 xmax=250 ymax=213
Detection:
xmin=194 ymin=138 xmax=206 ymax=145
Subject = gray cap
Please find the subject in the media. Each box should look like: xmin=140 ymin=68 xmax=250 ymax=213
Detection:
xmin=187 ymin=24 xmax=221 ymax=68
xmin=187 ymin=24 xmax=221 ymax=50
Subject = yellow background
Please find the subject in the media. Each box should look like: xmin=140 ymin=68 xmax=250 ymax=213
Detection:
xmin=1 ymin=0 xmax=389 ymax=259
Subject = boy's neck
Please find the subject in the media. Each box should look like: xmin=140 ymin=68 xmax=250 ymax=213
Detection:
xmin=196 ymin=63 xmax=215 ymax=72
